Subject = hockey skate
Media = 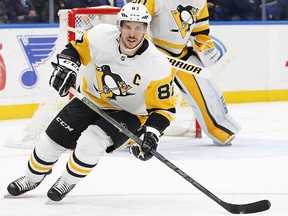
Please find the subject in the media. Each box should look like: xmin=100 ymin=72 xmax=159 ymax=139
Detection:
xmin=7 ymin=169 xmax=52 ymax=196
xmin=47 ymin=177 xmax=75 ymax=201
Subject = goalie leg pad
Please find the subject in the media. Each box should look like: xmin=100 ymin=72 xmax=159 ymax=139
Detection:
xmin=175 ymin=56 xmax=241 ymax=144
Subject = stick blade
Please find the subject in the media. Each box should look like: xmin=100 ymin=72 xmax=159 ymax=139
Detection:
xmin=228 ymin=200 xmax=271 ymax=214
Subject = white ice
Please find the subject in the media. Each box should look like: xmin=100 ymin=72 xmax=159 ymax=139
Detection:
xmin=0 ymin=101 xmax=288 ymax=216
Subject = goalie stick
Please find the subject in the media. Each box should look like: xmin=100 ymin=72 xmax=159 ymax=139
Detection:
xmin=166 ymin=47 xmax=237 ymax=79
xmin=69 ymin=87 xmax=271 ymax=214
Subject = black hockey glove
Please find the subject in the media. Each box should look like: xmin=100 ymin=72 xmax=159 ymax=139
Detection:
xmin=50 ymin=54 xmax=80 ymax=97
xmin=130 ymin=126 xmax=159 ymax=161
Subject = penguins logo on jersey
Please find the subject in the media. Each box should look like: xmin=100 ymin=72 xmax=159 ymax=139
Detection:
xmin=93 ymin=65 xmax=134 ymax=101
xmin=170 ymin=5 xmax=199 ymax=38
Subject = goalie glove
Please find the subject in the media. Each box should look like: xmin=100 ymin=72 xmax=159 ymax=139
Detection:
xmin=50 ymin=54 xmax=80 ymax=97
xmin=130 ymin=126 xmax=160 ymax=161
xmin=192 ymin=34 xmax=220 ymax=68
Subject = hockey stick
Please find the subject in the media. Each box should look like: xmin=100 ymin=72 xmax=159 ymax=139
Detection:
xmin=69 ymin=87 xmax=271 ymax=214
xmin=167 ymin=47 xmax=237 ymax=79
xmin=167 ymin=55 xmax=210 ymax=78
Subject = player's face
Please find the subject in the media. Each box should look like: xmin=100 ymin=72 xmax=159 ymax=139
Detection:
xmin=120 ymin=21 xmax=147 ymax=49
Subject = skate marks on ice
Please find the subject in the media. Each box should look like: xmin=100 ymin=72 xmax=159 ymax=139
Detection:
xmin=154 ymin=137 xmax=288 ymax=160
xmin=0 ymin=192 xmax=281 ymax=216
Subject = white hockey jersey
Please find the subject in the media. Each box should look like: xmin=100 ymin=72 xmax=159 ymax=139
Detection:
xmin=70 ymin=23 xmax=175 ymax=123
xmin=133 ymin=0 xmax=209 ymax=55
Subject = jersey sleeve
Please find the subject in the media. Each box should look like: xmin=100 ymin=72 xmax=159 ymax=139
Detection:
xmin=191 ymin=1 xmax=210 ymax=36
xmin=60 ymin=43 xmax=80 ymax=62
xmin=70 ymin=32 xmax=92 ymax=66
xmin=144 ymin=73 xmax=176 ymax=133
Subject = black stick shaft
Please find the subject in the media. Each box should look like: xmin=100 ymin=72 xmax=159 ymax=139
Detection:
xmin=70 ymin=88 xmax=270 ymax=214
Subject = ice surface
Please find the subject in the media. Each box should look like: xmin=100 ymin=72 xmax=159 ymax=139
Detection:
xmin=0 ymin=101 xmax=288 ymax=215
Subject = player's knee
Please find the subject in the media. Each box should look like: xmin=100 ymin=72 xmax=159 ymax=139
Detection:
xmin=35 ymin=133 xmax=66 ymax=162
xmin=75 ymin=125 xmax=113 ymax=164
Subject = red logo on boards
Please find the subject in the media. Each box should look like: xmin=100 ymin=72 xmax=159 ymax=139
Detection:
xmin=0 ymin=43 xmax=7 ymax=90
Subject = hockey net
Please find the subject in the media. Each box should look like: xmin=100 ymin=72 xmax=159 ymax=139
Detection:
xmin=5 ymin=6 xmax=200 ymax=149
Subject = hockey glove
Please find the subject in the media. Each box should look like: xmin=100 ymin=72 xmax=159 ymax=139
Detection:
xmin=130 ymin=126 xmax=159 ymax=161
xmin=192 ymin=34 xmax=220 ymax=68
xmin=50 ymin=54 xmax=80 ymax=97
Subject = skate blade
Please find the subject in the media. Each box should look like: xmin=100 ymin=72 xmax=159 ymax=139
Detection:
xmin=45 ymin=198 xmax=60 ymax=205
xmin=3 ymin=193 xmax=17 ymax=199
xmin=45 ymin=198 xmax=54 ymax=205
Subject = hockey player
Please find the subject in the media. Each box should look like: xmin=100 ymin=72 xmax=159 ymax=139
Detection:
xmin=6 ymin=3 xmax=175 ymax=202
xmin=132 ymin=0 xmax=241 ymax=145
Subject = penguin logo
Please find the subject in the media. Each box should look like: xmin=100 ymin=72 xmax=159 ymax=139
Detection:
xmin=93 ymin=65 xmax=134 ymax=101
xmin=170 ymin=5 xmax=199 ymax=38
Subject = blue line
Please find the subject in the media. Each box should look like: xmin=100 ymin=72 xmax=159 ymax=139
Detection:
xmin=1 ymin=21 xmax=288 ymax=29
xmin=210 ymin=21 xmax=288 ymax=26
xmin=0 ymin=24 xmax=59 ymax=29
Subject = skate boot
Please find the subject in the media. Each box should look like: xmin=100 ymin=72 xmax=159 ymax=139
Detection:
xmin=7 ymin=169 xmax=52 ymax=196
xmin=47 ymin=177 xmax=75 ymax=201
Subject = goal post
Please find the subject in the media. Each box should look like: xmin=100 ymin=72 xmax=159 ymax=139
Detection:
xmin=62 ymin=6 xmax=121 ymax=41
xmin=5 ymin=6 xmax=201 ymax=149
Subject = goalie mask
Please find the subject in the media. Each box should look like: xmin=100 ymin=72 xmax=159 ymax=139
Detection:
xmin=117 ymin=2 xmax=151 ymax=29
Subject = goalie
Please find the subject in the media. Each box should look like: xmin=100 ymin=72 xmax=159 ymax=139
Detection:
xmin=6 ymin=3 xmax=175 ymax=202
xmin=132 ymin=0 xmax=241 ymax=145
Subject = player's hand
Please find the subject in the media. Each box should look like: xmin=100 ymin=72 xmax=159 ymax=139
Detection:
xmin=50 ymin=54 xmax=80 ymax=97
xmin=130 ymin=127 xmax=159 ymax=161
xmin=193 ymin=34 xmax=220 ymax=68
